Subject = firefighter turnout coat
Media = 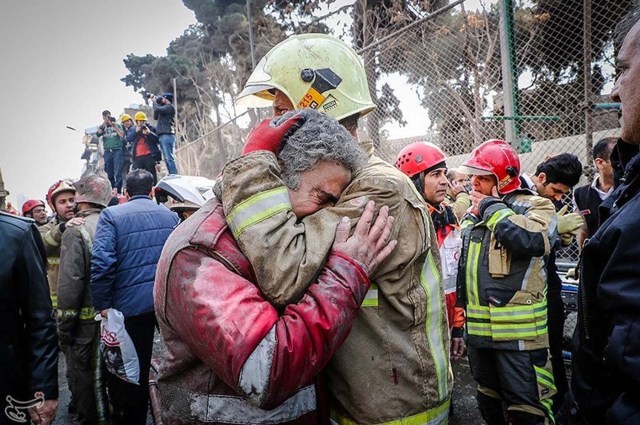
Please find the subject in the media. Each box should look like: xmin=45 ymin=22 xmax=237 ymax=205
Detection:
xmin=458 ymin=190 xmax=555 ymax=351
xmin=57 ymin=207 xmax=108 ymax=424
xmin=154 ymin=198 xmax=373 ymax=424
xmin=220 ymin=151 xmax=452 ymax=425
xmin=39 ymin=217 xmax=65 ymax=309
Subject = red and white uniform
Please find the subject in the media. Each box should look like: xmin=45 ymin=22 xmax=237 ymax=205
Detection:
xmin=428 ymin=203 xmax=465 ymax=332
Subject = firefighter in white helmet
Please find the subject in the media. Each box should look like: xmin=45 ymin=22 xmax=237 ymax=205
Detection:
xmin=220 ymin=33 xmax=451 ymax=424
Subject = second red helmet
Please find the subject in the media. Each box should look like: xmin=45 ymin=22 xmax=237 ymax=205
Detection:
xmin=458 ymin=139 xmax=521 ymax=195
xmin=395 ymin=142 xmax=447 ymax=178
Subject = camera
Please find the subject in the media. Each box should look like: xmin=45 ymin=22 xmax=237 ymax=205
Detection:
xmin=109 ymin=117 xmax=116 ymax=122
xmin=155 ymin=96 xmax=165 ymax=105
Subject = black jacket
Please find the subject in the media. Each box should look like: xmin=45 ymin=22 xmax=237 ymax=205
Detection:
xmin=153 ymin=102 xmax=175 ymax=135
xmin=573 ymin=144 xmax=640 ymax=425
xmin=0 ymin=213 xmax=58 ymax=416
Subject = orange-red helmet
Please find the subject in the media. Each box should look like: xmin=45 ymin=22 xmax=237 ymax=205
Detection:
xmin=46 ymin=179 xmax=75 ymax=209
xmin=459 ymin=139 xmax=521 ymax=195
xmin=22 ymin=199 xmax=45 ymax=216
xmin=395 ymin=142 xmax=447 ymax=178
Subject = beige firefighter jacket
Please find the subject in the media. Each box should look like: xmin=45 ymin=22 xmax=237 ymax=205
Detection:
xmin=460 ymin=191 xmax=556 ymax=352
xmin=56 ymin=208 xmax=101 ymax=346
xmin=221 ymin=151 xmax=452 ymax=424
xmin=39 ymin=216 xmax=66 ymax=309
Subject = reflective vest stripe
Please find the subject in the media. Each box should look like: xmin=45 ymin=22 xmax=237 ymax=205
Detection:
xmin=534 ymin=365 xmax=556 ymax=419
xmin=534 ymin=365 xmax=556 ymax=391
xmin=50 ymin=294 xmax=58 ymax=310
xmin=466 ymin=241 xmax=481 ymax=305
xmin=332 ymin=397 xmax=450 ymax=425
xmin=489 ymin=325 xmax=548 ymax=340
xmin=421 ymin=252 xmax=449 ymax=399
xmin=58 ymin=307 xmax=98 ymax=321
xmin=486 ymin=208 xmax=515 ymax=232
xmin=47 ymin=257 xmax=60 ymax=265
xmin=226 ymin=187 xmax=292 ymax=238
xmin=466 ymin=322 xmax=491 ymax=336
xmin=466 ymin=305 xmax=490 ymax=319
xmin=362 ymin=284 xmax=378 ymax=307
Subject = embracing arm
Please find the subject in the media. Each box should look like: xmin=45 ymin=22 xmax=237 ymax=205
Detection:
xmin=479 ymin=195 xmax=555 ymax=257
xmin=221 ymin=152 xmax=413 ymax=307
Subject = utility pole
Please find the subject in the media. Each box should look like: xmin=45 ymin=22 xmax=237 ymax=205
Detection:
xmin=247 ymin=0 xmax=257 ymax=69
xmin=499 ymin=0 xmax=518 ymax=146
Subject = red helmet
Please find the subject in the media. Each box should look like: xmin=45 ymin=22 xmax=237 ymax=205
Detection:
xmin=395 ymin=142 xmax=447 ymax=178
xmin=22 ymin=199 xmax=45 ymax=216
xmin=459 ymin=139 xmax=521 ymax=194
xmin=46 ymin=179 xmax=75 ymax=209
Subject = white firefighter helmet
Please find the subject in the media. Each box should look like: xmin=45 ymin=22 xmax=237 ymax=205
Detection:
xmin=235 ymin=33 xmax=376 ymax=122
xmin=154 ymin=175 xmax=212 ymax=213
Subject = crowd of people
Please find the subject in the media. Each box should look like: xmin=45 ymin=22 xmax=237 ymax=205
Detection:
xmin=97 ymin=92 xmax=178 ymax=192
xmin=1 ymin=4 xmax=639 ymax=425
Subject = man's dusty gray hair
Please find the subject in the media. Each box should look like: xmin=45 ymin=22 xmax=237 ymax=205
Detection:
xmin=616 ymin=1 xmax=640 ymax=48
xmin=277 ymin=110 xmax=366 ymax=190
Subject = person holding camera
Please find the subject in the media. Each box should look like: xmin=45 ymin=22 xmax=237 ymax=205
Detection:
xmin=96 ymin=110 xmax=125 ymax=193
xmin=152 ymin=93 xmax=178 ymax=175
xmin=126 ymin=111 xmax=161 ymax=184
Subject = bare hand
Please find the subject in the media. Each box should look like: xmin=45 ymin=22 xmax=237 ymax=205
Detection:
xmin=332 ymin=201 xmax=397 ymax=275
xmin=65 ymin=217 xmax=85 ymax=228
xmin=469 ymin=186 xmax=499 ymax=211
xmin=28 ymin=399 xmax=58 ymax=425
xmin=100 ymin=309 xmax=109 ymax=318
xmin=451 ymin=337 xmax=465 ymax=361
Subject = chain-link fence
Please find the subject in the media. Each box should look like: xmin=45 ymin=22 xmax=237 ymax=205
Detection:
xmin=175 ymin=0 xmax=628 ymax=261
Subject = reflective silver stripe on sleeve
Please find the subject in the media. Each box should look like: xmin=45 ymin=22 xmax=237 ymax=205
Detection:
xmin=226 ymin=187 xmax=291 ymax=238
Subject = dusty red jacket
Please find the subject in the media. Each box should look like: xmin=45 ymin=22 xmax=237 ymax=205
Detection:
xmin=154 ymin=198 xmax=370 ymax=424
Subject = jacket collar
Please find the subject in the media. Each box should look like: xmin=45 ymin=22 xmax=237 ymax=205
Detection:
xmin=128 ymin=195 xmax=152 ymax=202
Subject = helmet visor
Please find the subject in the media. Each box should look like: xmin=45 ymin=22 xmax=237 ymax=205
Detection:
xmin=235 ymin=84 xmax=277 ymax=108
xmin=457 ymin=165 xmax=494 ymax=176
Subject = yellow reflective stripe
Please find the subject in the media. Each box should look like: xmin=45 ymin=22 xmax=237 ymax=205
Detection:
xmin=489 ymin=325 xmax=548 ymax=340
xmin=47 ymin=257 xmax=60 ymax=265
xmin=50 ymin=295 xmax=57 ymax=309
xmin=467 ymin=322 xmax=492 ymax=336
xmin=421 ymin=252 xmax=449 ymax=399
xmin=226 ymin=187 xmax=291 ymax=238
xmin=58 ymin=307 xmax=97 ymax=321
xmin=491 ymin=302 xmax=547 ymax=314
xmin=332 ymin=397 xmax=450 ymax=425
xmin=361 ymin=283 xmax=378 ymax=307
xmin=467 ymin=305 xmax=490 ymax=319
xmin=486 ymin=208 xmax=515 ymax=232
xmin=534 ymin=365 xmax=556 ymax=391
xmin=44 ymin=233 xmax=60 ymax=248
xmin=466 ymin=241 xmax=481 ymax=305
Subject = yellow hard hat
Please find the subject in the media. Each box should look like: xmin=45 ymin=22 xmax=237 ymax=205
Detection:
xmin=134 ymin=111 xmax=147 ymax=121
xmin=236 ymin=33 xmax=376 ymax=121
xmin=120 ymin=113 xmax=133 ymax=123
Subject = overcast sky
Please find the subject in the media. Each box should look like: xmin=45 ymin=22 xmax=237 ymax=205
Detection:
xmin=0 ymin=1 xmax=196 ymax=208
